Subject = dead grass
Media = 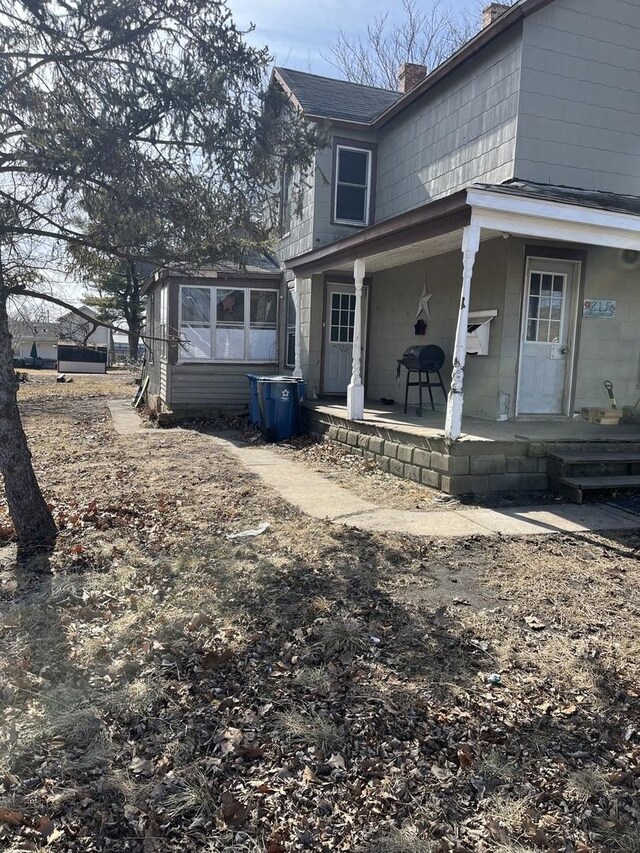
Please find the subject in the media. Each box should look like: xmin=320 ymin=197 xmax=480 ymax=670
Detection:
xmin=486 ymin=793 xmax=532 ymax=832
xmin=316 ymin=616 xmax=369 ymax=657
xmin=476 ymin=747 xmax=523 ymax=783
xmin=164 ymin=768 xmax=218 ymax=819
xmin=566 ymin=768 xmax=609 ymax=800
xmin=603 ymin=827 xmax=640 ymax=853
xmin=275 ymin=706 xmax=343 ymax=752
xmin=17 ymin=368 xmax=136 ymax=402
xmin=292 ymin=665 xmax=333 ymax=693
xmin=0 ymin=378 xmax=638 ymax=852
xmin=364 ymin=826 xmax=433 ymax=853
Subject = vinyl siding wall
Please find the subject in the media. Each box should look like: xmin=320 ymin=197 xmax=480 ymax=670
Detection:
xmin=516 ymin=0 xmax=640 ymax=194
xmin=168 ymin=362 xmax=279 ymax=413
xmin=573 ymin=247 xmax=640 ymax=410
xmin=374 ymin=27 xmax=523 ymax=221
xmin=279 ymin=161 xmax=317 ymax=262
xmin=366 ymin=238 xmax=511 ymax=420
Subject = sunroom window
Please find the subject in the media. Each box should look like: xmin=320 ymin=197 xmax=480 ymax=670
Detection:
xmin=180 ymin=285 xmax=278 ymax=362
xmin=285 ymin=288 xmax=296 ymax=368
xmin=334 ymin=145 xmax=371 ymax=226
xmin=180 ymin=286 xmax=211 ymax=359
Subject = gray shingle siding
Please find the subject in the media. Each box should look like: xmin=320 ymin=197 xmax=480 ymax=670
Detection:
xmin=279 ymin=161 xmax=316 ymax=262
xmin=374 ymin=28 xmax=523 ymax=221
xmin=515 ymin=0 xmax=640 ymax=194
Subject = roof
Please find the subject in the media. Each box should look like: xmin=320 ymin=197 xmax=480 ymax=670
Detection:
xmin=475 ymin=180 xmax=640 ymax=217
xmin=275 ymin=1 xmax=555 ymax=128
xmin=8 ymin=320 xmax=60 ymax=340
xmin=207 ymin=252 xmax=281 ymax=276
xmin=142 ymin=252 xmax=281 ymax=295
xmin=274 ymin=67 xmax=401 ymax=124
xmin=57 ymin=303 xmax=98 ymax=322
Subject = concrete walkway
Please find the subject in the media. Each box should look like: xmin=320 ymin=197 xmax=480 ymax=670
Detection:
xmin=106 ymin=402 xmax=640 ymax=538
xmin=107 ymin=400 xmax=148 ymax=436
xmin=219 ymin=439 xmax=640 ymax=538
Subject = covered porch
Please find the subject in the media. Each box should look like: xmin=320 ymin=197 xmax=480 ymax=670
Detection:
xmin=286 ymin=182 xmax=640 ymax=495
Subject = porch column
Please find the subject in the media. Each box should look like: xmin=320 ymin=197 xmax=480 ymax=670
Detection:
xmin=292 ymin=276 xmax=303 ymax=379
xmin=445 ymin=224 xmax=481 ymax=441
xmin=347 ymin=258 xmax=366 ymax=420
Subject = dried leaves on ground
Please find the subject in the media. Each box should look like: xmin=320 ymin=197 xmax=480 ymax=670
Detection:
xmin=0 ymin=372 xmax=638 ymax=852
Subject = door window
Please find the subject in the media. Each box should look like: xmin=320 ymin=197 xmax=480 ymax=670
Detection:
xmin=330 ymin=292 xmax=355 ymax=343
xmin=526 ymin=272 xmax=566 ymax=343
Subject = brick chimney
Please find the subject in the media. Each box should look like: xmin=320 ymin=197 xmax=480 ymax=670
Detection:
xmin=397 ymin=62 xmax=428 ymax=94
xmin=482 ymin=3 xmax=510 ymax=28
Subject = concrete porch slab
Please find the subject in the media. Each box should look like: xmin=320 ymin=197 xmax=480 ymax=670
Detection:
xmin=304 ymin=400 xmax=640 ymax=445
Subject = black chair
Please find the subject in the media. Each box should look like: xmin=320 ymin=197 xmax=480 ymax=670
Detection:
xmin=397 ymin=345 xmax=447 ymax=415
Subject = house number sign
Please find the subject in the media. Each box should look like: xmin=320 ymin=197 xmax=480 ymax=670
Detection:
xmin=583 ymin=299 xmax=616 ymax=319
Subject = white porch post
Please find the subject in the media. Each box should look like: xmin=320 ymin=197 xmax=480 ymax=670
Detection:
xmin=292 ymin=276 xmax=303 ymax=379
xmin=445 ymin=224 xmax=481 ymax=441
xmin=347 ymin=258 xmax=366 ymax=420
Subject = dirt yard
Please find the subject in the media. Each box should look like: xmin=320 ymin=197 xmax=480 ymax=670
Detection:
xmin=0 ymin=373 xmax=638 ymax=852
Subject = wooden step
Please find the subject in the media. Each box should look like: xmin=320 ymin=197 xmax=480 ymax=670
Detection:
xmin=548 ymin=452 xmax=640 ymax=464
xmin=555 ymin=474 xmax=640 ymax=504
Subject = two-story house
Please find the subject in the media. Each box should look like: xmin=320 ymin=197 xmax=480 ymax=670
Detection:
xmin=144 ymin=0 xmax=640 ymax=498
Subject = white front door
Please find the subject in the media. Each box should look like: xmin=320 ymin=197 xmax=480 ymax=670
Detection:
xmin=517 ymin=260 xmax=578 ymax=415
xmin=323 ymin=284 xmax=367 ymax=394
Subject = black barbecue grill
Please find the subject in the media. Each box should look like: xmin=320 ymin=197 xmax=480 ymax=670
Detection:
xmin=396 ymin=345 xmax=447 ymax=415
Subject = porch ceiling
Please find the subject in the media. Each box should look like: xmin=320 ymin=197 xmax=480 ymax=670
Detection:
xmin=321 ymin=228 xmax=494 ymax=274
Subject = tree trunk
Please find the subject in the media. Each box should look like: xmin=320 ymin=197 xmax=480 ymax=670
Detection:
xmin=126 ymin=262 xmax=142 ymax=361
xmin=0 ymin=289 xmax=57 ymax=557
xmin=128 ymin=326 xmax=140 ymax=361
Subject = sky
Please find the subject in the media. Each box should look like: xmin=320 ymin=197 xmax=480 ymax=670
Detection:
xmin=228 ymin=0 xmax=479 ymax=78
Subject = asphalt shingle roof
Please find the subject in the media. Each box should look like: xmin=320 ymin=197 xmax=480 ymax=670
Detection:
xmin=476 ymin=180 xmax=640 ymax=217
xmin=275 ymin=67 xmax=401 ymax=124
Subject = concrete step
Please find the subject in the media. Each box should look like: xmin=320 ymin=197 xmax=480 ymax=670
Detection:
xmin=548 ymin=452 xmax=640 ymax=464
xmin=555 ymin=474 xmax=640 ymax=504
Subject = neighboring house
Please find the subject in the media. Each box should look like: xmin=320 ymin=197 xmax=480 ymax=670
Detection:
xmin=57 ymin=304 xmax=113 ymax=352
xmin=142 ymin=255 xmax=282 ymax=415
xmin=143 ymin=0 xmax=640 ymax=496
xmin=10 ymin=320 xmax=59 ymax=361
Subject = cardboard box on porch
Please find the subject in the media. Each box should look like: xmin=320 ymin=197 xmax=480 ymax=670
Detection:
xmin=581 ymin=407 xmax=621 ymax=425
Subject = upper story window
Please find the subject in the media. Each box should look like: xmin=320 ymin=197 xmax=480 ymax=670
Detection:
xmin=334 ymin=145 xmax=372 ymax=226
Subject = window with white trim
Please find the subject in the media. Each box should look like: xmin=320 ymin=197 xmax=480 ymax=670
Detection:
xmin=159 ymin=285 xmax=168 ymax=360
xmin=148 ymin=292 xmax=155 ymax=364
xmin=334 ymin=145 xmax=371 ymax=226
xmin=285 ymin=287 xmax=296 ymax=368
xmin=525 ymin=272 xmax=567 ymax=343
xmin=179 ymin=285 xmax=278 ymax=362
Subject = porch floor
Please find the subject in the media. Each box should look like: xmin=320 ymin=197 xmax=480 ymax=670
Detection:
xmin=305 ymin=399 xmax=640 ymax=444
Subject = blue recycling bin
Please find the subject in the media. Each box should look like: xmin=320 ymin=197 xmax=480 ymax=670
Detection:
xmin=246 ymin=374 xmax=261 ymax=426
xmin=247 ymin=374 xmax=305 ymax=427
xmin=256 ymin=378 xmax=302 ymax=442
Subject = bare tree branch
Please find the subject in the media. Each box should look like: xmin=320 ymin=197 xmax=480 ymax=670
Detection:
xmin=323 ymin=0 xmax=479 ymax=90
